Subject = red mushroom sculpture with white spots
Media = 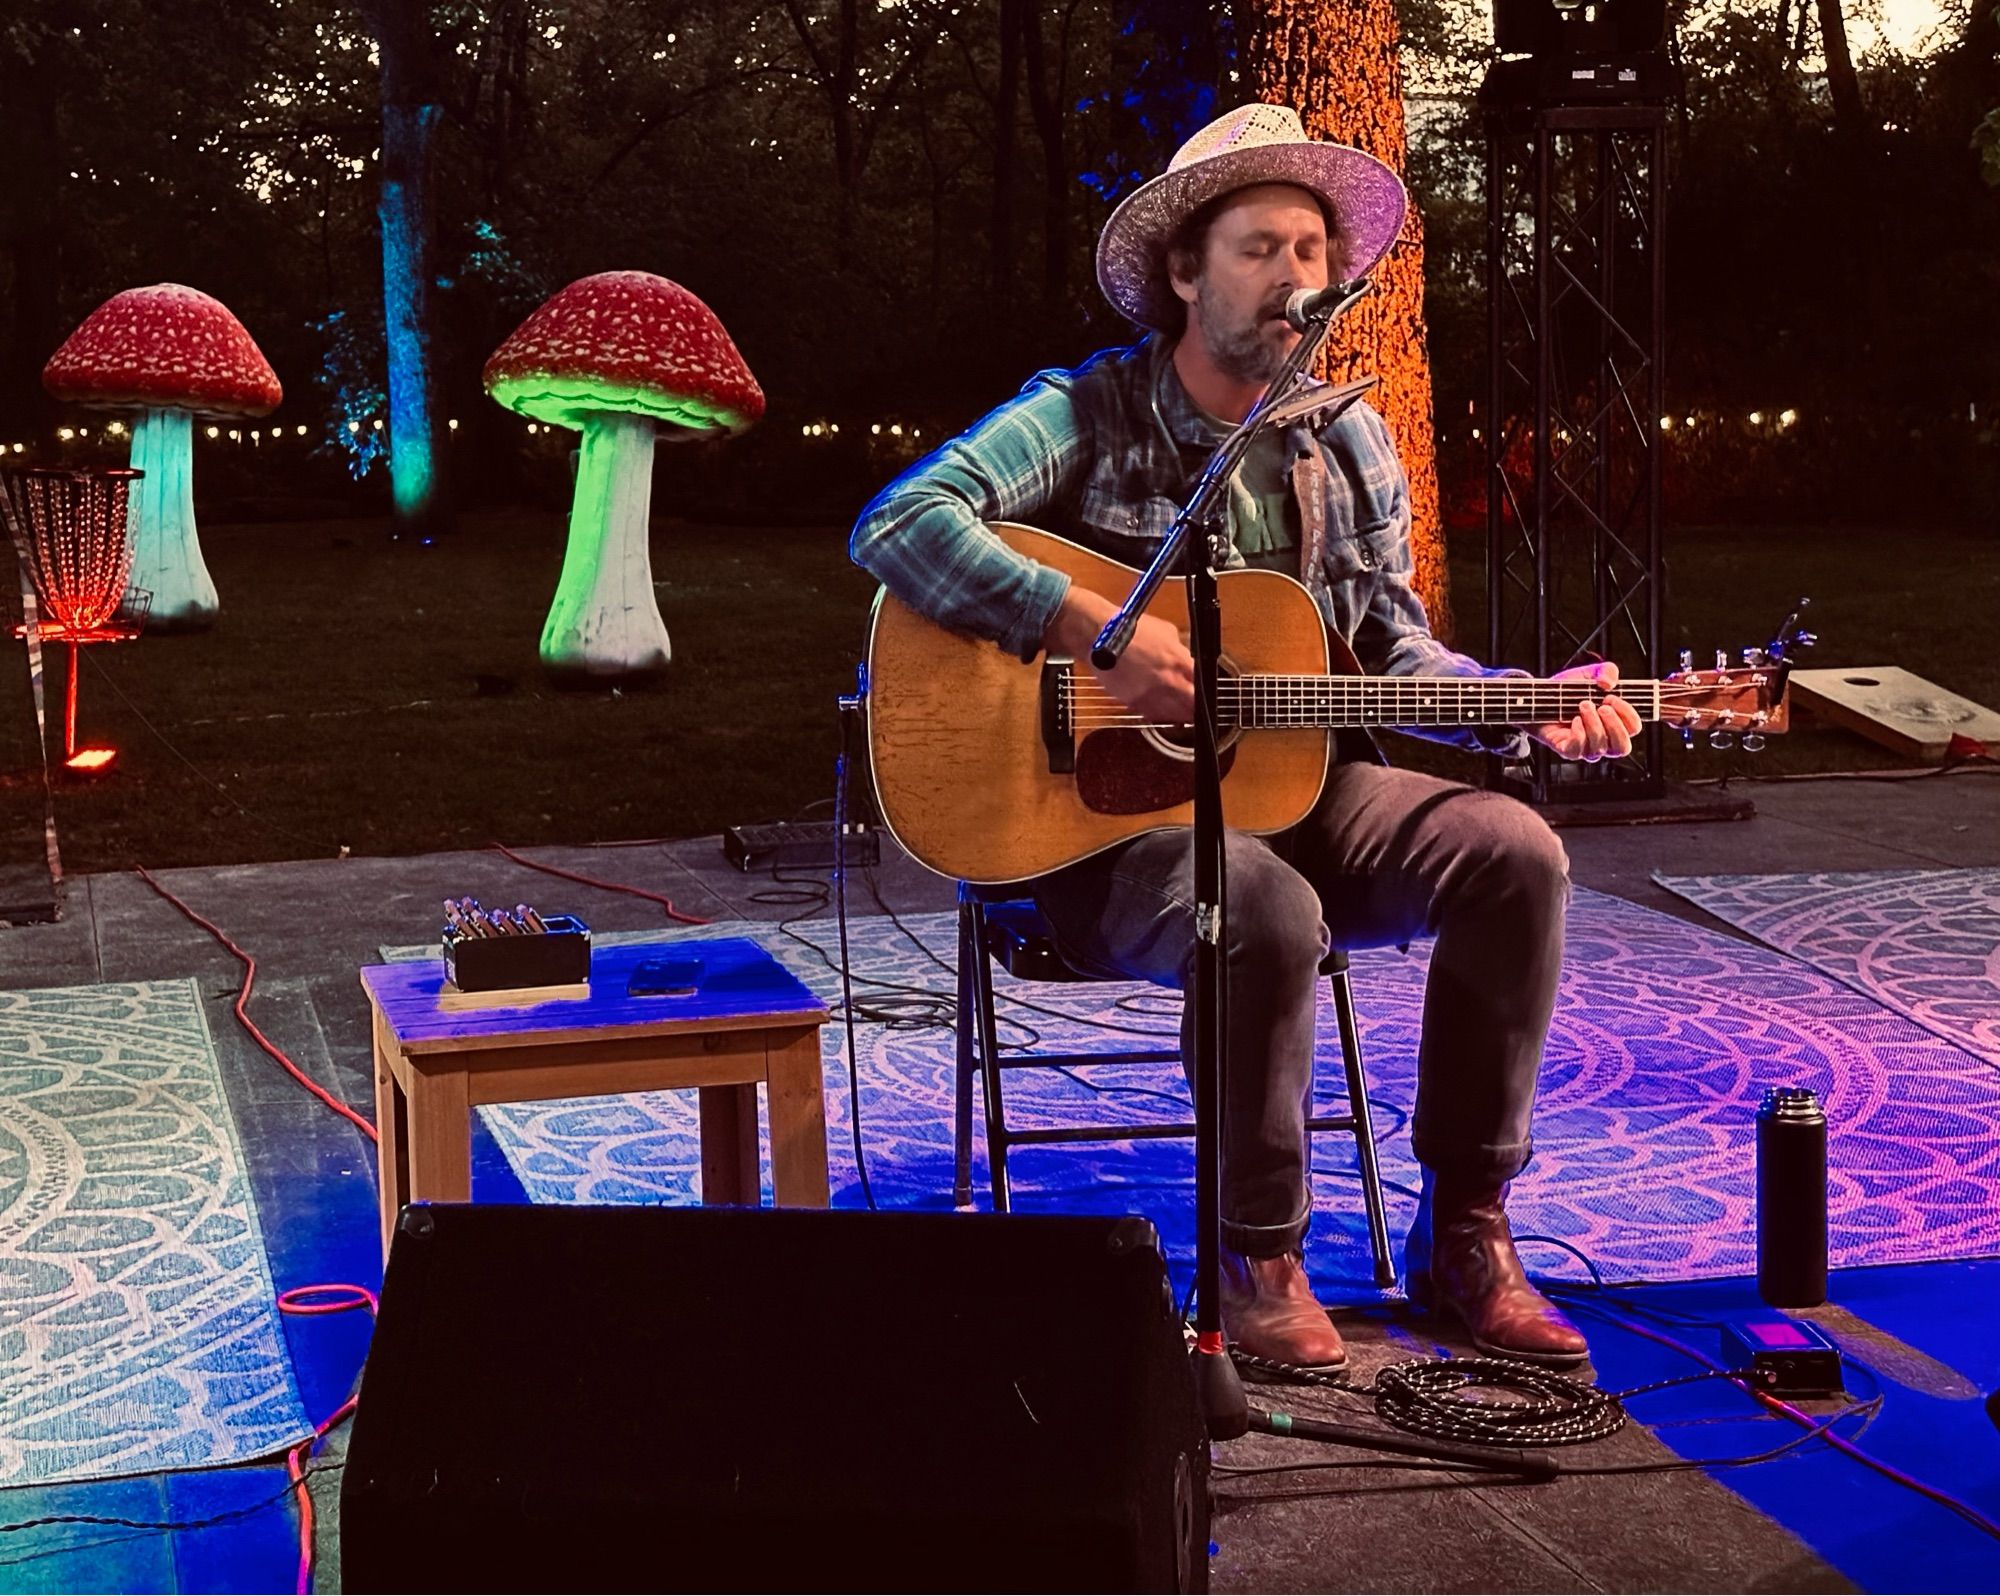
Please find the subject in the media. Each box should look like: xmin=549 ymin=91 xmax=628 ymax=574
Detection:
xmin=483 ymin=270 xmax=764 ymax=682
xmin=42 ymin=284 xmax=282 ymax=632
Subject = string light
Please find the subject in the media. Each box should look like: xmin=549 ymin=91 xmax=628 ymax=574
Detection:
xmin=207 ymin=425 xmax=221 ymax=439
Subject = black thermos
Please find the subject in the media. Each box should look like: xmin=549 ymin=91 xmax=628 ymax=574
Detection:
xmin=1757 ymin=1086 xmax=1829 ymax=1307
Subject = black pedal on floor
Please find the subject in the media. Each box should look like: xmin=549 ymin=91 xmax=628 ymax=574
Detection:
xmin=979 ymin=900 xmax=1094 ymax=983
xmin=721 ymin=819 xmax=882 ymax=873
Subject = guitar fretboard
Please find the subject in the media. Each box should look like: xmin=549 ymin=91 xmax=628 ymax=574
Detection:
xmin=1215 ymin=676 xmax=1665 ymax=730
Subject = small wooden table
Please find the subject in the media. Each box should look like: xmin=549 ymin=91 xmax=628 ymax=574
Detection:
xmin=359 ymin=937 xmax=831 ymax=1259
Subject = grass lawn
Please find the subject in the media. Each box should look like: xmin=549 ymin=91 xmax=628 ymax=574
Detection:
xmin=3 ymin=509 xmax=1994 ymax=875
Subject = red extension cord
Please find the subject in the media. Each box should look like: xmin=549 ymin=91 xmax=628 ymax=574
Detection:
xmin=134 ymin=846 xmax=706 ymax=1589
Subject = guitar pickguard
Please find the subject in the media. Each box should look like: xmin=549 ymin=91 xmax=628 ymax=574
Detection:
xmin=1074 ymin=729 xmax=1241 ymax=816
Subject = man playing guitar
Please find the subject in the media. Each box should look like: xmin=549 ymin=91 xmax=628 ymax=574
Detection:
xmin=850 ymin=103 xmax=1643 ymax=1370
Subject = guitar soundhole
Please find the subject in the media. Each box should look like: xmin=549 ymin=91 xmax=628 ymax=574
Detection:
xmin=1073 ymin=657 xmax=1247 ymax=816
xmin=1075 ymin=730 xmax=1240 ymax=815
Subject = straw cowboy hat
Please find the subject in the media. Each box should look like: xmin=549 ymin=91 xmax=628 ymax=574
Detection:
xmin=1095 ymin=102 xmax=1408 ymax=332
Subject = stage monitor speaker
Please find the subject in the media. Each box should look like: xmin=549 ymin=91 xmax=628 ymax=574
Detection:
xmin=341 ymin=1205 xmax=1208 ymax=1594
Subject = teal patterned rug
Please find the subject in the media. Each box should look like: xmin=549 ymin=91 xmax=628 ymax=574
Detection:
xmin=0 ymin=980 xmax=310 ymax=1486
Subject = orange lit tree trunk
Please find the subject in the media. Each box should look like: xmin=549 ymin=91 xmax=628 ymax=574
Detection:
xmin=1235 ymin=0 xmax=1453 ymax=642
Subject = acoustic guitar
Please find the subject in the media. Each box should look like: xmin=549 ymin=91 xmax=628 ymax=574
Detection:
xmin=864 ymin=523 xmax=1793 ymax=883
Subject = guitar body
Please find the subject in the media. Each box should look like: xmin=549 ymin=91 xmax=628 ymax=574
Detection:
xmin=866 ymin=523 xmax=1343 ymax=883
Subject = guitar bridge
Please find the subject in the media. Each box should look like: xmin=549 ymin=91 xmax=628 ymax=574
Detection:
xmin=1040 ymin=660 xmax=1076 ymax=774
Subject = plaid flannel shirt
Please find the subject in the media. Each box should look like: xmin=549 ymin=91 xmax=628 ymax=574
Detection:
xmin=850 ymin=335 xmax=1528 ymax=754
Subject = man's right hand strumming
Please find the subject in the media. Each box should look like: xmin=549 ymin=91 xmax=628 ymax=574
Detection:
xmin=1046 ymin=586 xmax=1198 ymax=724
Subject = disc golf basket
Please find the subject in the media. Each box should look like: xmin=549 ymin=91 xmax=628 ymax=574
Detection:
xmin=0 ymin=466 xmax=149 ymax=771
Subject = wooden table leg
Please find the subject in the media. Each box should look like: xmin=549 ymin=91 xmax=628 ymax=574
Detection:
xmin=699 ymin=1083 xmax=761 ymax=1205
xmin=404 ymin=1063 xmax=472 ymax=1206
xmin=766 ymin=1027 xmax=831 ymax=1208
xmin=372 ymin=1005 xmax=411 ymax=1261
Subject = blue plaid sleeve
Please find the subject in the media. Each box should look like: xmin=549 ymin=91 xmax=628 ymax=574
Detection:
xmin=849 ymin=377 xmax=1088 ymax=661
xmin=1347 ymin=405 xmax=1532 ymax=756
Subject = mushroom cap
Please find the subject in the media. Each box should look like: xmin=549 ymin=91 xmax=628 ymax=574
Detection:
xmin=42 ymin=283 xmax=282 ymax=419
xmin=482 ymin=270 xmax=764 ymax=435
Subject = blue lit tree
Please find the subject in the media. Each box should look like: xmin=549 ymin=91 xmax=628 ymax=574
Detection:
xmin=357 ymin=0 xmax=448 ymax=542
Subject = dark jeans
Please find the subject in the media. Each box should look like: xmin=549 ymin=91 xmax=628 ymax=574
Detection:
xmin=1030 ymin=761 xmax=1570 ymax=1257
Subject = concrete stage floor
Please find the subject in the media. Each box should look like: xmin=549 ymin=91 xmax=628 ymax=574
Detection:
xmin=0 ymin=768 xmax=1996 ymax=1591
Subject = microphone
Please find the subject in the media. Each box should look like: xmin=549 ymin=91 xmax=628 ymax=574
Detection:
xmin=1284 ymin=278 xmax=1370 ymax=331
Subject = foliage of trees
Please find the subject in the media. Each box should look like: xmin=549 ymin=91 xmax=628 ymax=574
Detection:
xmin=0 ymin=0 xmax=1993 ymax=531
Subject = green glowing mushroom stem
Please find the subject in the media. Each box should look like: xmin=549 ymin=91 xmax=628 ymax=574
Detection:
xmin=125 ymin=407 xmax=218 ymax=632
xmin=539 ymin=409 xmax=670 ymax=681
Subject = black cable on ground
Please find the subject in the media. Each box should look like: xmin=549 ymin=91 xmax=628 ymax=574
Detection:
xmin=1229 ymin=1352 xmax=1637 ymax=1449
xmin=832 ymin=701 xmax=877 ymax=1212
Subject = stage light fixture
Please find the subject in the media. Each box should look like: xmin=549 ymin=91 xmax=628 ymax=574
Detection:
xmin=1492 ymin=0 xmax=1666 ymax=57
xmin=1482 ymin=0 xmax=1677 ymax=107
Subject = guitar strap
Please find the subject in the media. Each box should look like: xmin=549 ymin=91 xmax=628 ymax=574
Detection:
xmin=1289 ymin=445 xmax=1331 ymax=611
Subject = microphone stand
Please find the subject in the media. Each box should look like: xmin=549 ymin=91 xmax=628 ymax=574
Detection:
xmin=1086 ymin=280 xmax=1584 ymax=1489
xmin=1092 ymin=278 xmax=1372 ymax=1441
xmin=1092 ymin=284 xmax=1564 ymax=1485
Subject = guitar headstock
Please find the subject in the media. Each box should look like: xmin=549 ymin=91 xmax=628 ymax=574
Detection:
xmin=1666 ymin=603 xmax=1813 ymax=750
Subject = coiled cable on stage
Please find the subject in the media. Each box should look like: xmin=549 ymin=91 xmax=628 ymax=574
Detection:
xmin=1367 ymin=1357 xmax=1626 ymax=1446
xmin=1228 ymin=1349 xmax=1742 ymax=1450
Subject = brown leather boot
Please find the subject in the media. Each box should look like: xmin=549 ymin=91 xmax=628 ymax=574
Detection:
xmin=1403 ymin=1174 xmax=1589 ymax=1367
xmin=1217 ymin=1249 xmax=1346 ymax=1369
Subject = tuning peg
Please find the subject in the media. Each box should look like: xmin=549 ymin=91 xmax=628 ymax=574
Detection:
xmin=1714 ymin=649 xmax=1730 ymax=671
xmin=1708 ymin=730 xmax=1736 ymax=750
xmin=1680 ymin=726 xmax=1696 ymax=748
xmin=1678 ymin=648 xmax=1693 ymax=672
xmin=1741 ymin=733 xmax=1766 ymax=752
xmin=1796 ymin=631 xmax=1818 ymax=650
xmin=1741 ymin=646 xmax=1767 ymax=667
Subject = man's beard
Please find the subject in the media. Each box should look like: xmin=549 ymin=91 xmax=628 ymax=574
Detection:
xmin=1196 ymin=281 xmax=1288 ymax=386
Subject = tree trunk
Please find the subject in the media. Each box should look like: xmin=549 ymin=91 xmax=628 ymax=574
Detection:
xmin=1021 ymin=3 xmax=1074 ymax=312
xmin=1234 ymin=0 xmax=1453 ymax=643
xmin=363 ymin=0 xmax=449 ymax=541
xmin=1815 ymin=0 xmax=1869 ymax=142
xmin=0 ymin=59 xmax=61 ymax=445
xmin=992 ymin=0 xmax=1024 ymax=302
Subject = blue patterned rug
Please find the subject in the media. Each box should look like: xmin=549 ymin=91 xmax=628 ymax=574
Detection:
xmin=387 ymin=887 xmax=2000 ymax=1292
xmin=1655 ymin=869 xmax=2000 ymax=1072
xmin=0 ymin=980 xmax=310 ymax=1486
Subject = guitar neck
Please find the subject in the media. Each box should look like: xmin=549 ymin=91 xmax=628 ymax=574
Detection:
xmin=1221 ymin=675 xmax=1667 ymax=731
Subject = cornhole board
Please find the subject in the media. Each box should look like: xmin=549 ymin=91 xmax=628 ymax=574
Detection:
xmin=1789 ymin=666 xmax=2000 ymax=761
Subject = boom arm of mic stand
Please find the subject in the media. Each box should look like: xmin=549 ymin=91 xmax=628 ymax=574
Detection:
xmin=1089 ymin=282 xmax=1368 ymax=672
